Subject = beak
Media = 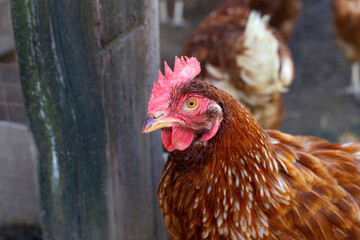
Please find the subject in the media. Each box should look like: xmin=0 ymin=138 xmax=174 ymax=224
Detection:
xmin=142 ymin=116 xmax=177 ymax=133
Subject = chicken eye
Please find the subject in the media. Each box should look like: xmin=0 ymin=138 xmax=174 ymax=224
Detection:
xmin=183 ymin=98 xmax=198 ymax=109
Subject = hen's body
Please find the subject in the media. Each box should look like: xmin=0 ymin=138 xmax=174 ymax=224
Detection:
xmin=183 ymin=2 xmax=294 ymax=129
xmin=333 ymin=0 xmax=360 ymax=62
xmin=333 ymin=0 xmax=360 ymax=99
xmin=249 ymin=0 xmax=302 ymax=41
xmin=158 ymin=79 xmax=360 ymax=240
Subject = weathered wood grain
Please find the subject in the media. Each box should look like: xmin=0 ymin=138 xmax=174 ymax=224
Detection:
xmin=10 ymin=0 xmax=166 ymax=238
xmin=99 ymin=0 xmax=145 ymax=44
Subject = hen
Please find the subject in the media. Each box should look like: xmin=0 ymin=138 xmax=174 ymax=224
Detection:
xmin=332 ymin=0 xmax=360 ymax=100
xmin=183 ymin=1 xmax=294 ymax=129
xmin=143 ymin=56 xmax=360 ymax=240
xmin=249 ymin=0 xmax=302 ymax=41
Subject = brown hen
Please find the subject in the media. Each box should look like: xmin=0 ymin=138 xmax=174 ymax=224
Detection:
xmin=143 ymin=57 xmax=360 ymax=240
xmin=333 ymin=0 xmax=360 ymax=100
xmin=183 ymin=1 xmax=294 ymax=129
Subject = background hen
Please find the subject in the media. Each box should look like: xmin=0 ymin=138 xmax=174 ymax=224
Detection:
xmin=183 ymin=1 xmax=294 ymax=129
xmin=332 ymin=0 xmax=360 ymax=100
xmin=249 ymin=0 xmax=303 ymax=41
xmin=143 ymin=56 xmax=360 ymax=240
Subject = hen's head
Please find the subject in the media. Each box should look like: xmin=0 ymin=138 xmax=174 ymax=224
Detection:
xmin=142 ymin=56 xmax=223 ymax=152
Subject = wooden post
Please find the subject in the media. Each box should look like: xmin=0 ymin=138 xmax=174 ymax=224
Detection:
xmin=10 ymin=0 xmax=167 ymax=239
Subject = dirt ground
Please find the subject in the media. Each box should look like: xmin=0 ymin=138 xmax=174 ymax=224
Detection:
xmin=160 ymin=0 xmax=360 ymax=143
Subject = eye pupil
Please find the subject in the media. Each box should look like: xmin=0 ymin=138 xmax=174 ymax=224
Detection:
xmin=185 ymin=99 xmax=198 ymax=109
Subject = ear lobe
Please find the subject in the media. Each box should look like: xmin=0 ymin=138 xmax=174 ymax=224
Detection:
xmin=200 ymin=103 xmax=222 ymax=142
xmin=199 ymin=117 xmax=222 ymax=142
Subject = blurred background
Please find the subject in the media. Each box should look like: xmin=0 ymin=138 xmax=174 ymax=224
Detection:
xmin=1 ymin=0 xmax=360 ymax=239
xmin=159 ymin=0 xmax=360 ymax=142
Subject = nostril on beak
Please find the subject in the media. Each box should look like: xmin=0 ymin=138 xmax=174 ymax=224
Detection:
xmin=152 ymin=112 xmax=164 ymax=119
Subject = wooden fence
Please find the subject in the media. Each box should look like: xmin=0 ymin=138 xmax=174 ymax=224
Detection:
xmin=10 ymin=0 xmax=167 ymax=239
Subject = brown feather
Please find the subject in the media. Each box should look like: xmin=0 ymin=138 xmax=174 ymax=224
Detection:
xmin=153 ymin=79 xmax=360 ymax=239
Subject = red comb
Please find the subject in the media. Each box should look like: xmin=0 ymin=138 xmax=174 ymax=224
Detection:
xmin=148 ymin=56 xmax=201 ymax=114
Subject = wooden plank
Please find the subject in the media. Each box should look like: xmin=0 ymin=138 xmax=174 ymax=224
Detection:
xmin=10 ymin=0 xmax=166 ymax=239
xmin=100 ymin=25 xmax=165 ymax=240
xmin=99 ymin=0 xmax=145 ymax=44
xmin=143 ymin=1 xmax=168 ymax=239
xmin=11 ymin=0 xmax=109 ymax=238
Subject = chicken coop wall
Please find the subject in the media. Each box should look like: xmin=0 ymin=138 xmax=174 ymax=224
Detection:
xmin=10 ymin=0 xmax=166 ymax=239
xmin=0 ymin=0 xmax=14 ymax=57
xmin=0 ymin=0 xmax=20 ymax=124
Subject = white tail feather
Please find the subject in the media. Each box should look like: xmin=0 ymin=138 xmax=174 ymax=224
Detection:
xmin=236 ymin=11 xmax=286 ymax=95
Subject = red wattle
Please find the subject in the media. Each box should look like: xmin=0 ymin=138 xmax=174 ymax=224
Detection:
xmin=171 ymin=125 xmax=194 ymax=151
xmin=161 ymin=125 xmax=194 ymax=152
xmin=161 ymin=128 xmax=173 ymax=151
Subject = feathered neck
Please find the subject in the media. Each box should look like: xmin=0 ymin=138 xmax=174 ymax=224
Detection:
xmin=161 ymin=89 xmax=292 ymax=239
